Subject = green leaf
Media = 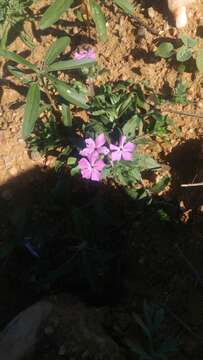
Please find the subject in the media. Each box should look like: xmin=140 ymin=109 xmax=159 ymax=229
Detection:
xmin=61 ymin=103 xmax=72 ymax=126
xmin=22 ymin=83 xmax=40 ymax=139
xmin=19 ymin=32 xmax=35 ymax=49
xmin=40 ymin=0 xmax=74 ymax=30
xmin=48 ymin=58 xmax=96 ymax=71
xmin=8 ymin=65 xmax=33 ymax=84
xmin=151 ymin=176 xmax=171 ymax=193
xmin=176 ymin=46 xmax=192 ymax=62
xmin=133 ymin=154 xmax=160 ymax=171
xmin=196 ymin=48 xmax=203 ymax=72
xmin=0 ymin=49 xmax=37 ymax=71
xmin=44 ymin=36 xmax=70 ymax=66
xmin=113 ymin=0 xmax=134 ymax=14
xmin=50 ymin=76 xmax=88 ymax=109
xmin=155 ymin=42 xmax=174 ymax=58
xmin=89 ymin=0 xmax=107 ymax=42
xmin=122 ymin=114 xmax=142 ymax=138
xmin=179 ymin=33 xmax=198 ymax=48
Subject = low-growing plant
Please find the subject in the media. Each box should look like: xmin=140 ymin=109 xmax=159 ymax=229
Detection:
xmin=0 ymin=0 xmax=35 ymax=49
xmin=155 ymin=33 xmax=203 ymax=73
xmin=40 ymin=0 xmax=134 ymax=42
xmin=125 ymin=301 xmax=178 ymax=359
xmin=51 ymin=82 xmax=172 ymax=191
xmin=0 ymin=37 xmax=96 ymax=138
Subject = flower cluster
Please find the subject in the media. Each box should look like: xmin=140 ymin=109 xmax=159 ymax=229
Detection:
xmin=78 ymin=133 xmax=135 ymax=182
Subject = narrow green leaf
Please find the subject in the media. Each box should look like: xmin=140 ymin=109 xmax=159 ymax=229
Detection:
xmin=8 ymin=65 xmax=33 ymax=84
xmin=44 ymin=36 xmax=70 ymax=66
xmin=22 ymin=83 xmax=40 ymax=139
xmin=155 ymin=42 xmax=174 ymax=58
xmin=61 ymin=103 xmax=72 ymax=126
xmin=48 ymin=58 xmax=96 ymax=72
xmin=113 ymin=0 xmax=134 ymax=14
xmin=19 ymin=32 xmax=35 ymax=49
xmin=151 ymin=176 xmax=171 ymax=193
xmin=196 ymin=48 xmax=203 ymax=72
xmin=0 ymin=49 xmax=37 ymax=71
xmin=50 ymin=76 xmax=88 ymax=109
xmin=40 ymin=0 xmax=74 ymax=30
xmin=89 ymin=0 xmax=107 ymax=42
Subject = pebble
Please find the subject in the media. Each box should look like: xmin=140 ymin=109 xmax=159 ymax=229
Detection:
xmin=9 ymin=167 xmax=18 ymax=176
xmin=147 ymin=7 xmax=155 ymax=19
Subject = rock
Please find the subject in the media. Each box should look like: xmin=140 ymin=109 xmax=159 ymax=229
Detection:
xmin=0 ymin=301 xmax=53 ymax=360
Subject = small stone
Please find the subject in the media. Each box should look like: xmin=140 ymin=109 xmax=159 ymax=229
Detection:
xmin=148 ymin=7 xmax=155 ymax=18
xmin=9 ymin=167 xmax=18 ymax=176
xmin=137 ymin=26 xmax=146 ymax=38
xmin=58 ymin=345 xmax=66 ymax=356
xmin=0 ymin=301 xmax=53 ymax=360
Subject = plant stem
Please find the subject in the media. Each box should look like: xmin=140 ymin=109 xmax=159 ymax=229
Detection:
xmin=41 ymin=76 xmax=58 ymax=112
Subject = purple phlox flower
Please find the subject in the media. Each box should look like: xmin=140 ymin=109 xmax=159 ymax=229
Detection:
xmin=74 ymin=48 xmax=96 ymax=61
xmin=24 ymin=242 xmax=40 ymax=258
xmin=79 ymin=133 xmax=109 ymax=157
xmin=110 ymin=136 xmax=135 ymax=162
xmin=78 ymin=152 xmax=105 ymax=182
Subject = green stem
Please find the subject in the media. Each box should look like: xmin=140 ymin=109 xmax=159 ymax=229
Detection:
xmin=0 ymin=20 xmax=10 ymax=49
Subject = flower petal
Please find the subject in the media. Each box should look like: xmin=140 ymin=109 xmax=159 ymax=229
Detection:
xmin=119 ymin=135 xmax=126 ymax=148
xmin=74 ymin=50 xmax=88 ymax=60
xmin=94 ymin=159 xmax=105 ymax=171
xmin=123 ymin=142 xmax=135 ymax=152
xmin=79 ymin=148 xmax=92 ymax=157
xmin=79 ymin=138 xmax=95 ymax=157
xmin=95 ymin=133 xmax=105 ymax=148
xmin=98 ymin=146 xmax=109 ymax=155
xmin=87 ymin=49 xmax=96 ymax=60
xmin=110 ymin=144 xmax=119 ymax=151
xmin=122 ymin=151 xmax=133 ymax=161
xmin=78 ymin=158 xmax=92 ymax=179
xmin=91 ymin=168 xmax=101 ymax=181
xmin=111 ymin=150 xmax=122 ymax=162
xmin=85 ymin=138 xmax=95 ymax=149
xmin=89 ymin=151 xmax=99 ymax=166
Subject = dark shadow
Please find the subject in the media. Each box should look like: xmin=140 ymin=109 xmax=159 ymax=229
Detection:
xmin=141 ymin=0 xmax=174 ymax=26
xmin=31 ymin=18 xmax=95 ymax=47
xmin=197 ymin=26 xmax=203 ymax=38
xmin=0 ymin=151 xmax=203 ymax=358
xmin=164 ymin=138 xmax=203 ymax=214
xmin=131 ymin=48 xmax=159 ymax=64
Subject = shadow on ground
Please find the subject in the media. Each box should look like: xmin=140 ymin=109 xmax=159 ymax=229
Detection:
xmin=0 ymin=138 xmax=203 ymax=358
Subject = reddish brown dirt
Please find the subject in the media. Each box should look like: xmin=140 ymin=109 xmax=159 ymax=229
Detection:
xmin=1 ymin=0 xmax=203 ymax=212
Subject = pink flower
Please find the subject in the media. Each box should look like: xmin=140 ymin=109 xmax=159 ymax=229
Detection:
xmin=74 ymin=48 xmax=96 ymax=61
xmin=79 ymin=133 xmax=109 ymax=157
xmin=110 ymin=136 xmax=135 ymax=162
xmin=78 ymin=152 xmax=105 ymax=182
